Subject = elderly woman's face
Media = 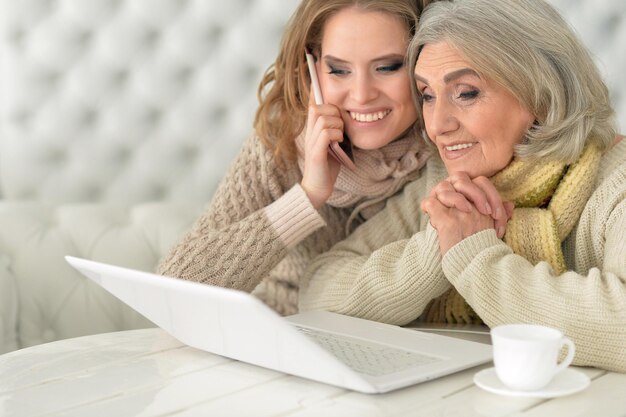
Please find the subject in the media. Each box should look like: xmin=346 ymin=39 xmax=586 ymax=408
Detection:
xmin=414 ymin=41 xmax=535 ymax=178
xmin=317 ymin=7 xmax=417 ymax=150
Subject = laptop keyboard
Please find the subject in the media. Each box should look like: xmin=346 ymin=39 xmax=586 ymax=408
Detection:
xmin=294 ymin=326 xmax=442 ymax=377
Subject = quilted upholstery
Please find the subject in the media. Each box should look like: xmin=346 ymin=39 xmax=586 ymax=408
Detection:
xmin=0 ymin=201 xmax=201 ymax=350
xmin=0 ymin=0 xmax=298 ymax=353
xmin=0 ymin=0 xmax=298 ymax=203
xmin=0 ymin=0 xmax=623 ymax=354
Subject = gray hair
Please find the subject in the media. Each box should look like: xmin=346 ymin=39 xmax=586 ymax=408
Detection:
xmin=408 ymin=0 xmax=615 ymax=162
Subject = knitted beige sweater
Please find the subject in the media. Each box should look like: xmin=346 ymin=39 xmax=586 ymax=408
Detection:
xmin=299 ymin=140 xmax=626 ymax=372
xmin=158 ymin=134 xmax=368 ymax=315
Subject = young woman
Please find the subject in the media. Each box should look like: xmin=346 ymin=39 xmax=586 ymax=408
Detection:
xmin=158 ymin=0 xmax=460 ymax=316
xmin=299 ymin=0 xmax=625 ymax=372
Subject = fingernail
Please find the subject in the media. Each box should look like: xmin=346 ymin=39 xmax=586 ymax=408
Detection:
xmin=485 ymin=203 xmax=492 ymax=215
xmin=498 ymin=226 xmax=506 ymax=238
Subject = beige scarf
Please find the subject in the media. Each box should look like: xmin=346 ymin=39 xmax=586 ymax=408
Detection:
xmin=421 ymin=142 xmax=602 ymax=324
xmin=296 ymin=130 xmax=431 ymax=233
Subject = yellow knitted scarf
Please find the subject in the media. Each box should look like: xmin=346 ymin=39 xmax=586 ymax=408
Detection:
xmin=421 ymin=142 xmax=602 ymax=324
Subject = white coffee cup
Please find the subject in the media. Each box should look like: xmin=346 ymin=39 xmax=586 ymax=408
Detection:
xmin=491 ymin=324 xmax=575 ymax=391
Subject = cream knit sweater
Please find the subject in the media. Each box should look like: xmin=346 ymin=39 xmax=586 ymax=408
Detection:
xmin=299 ymin=140 xmax=626 ymax=372
xmin=158 ymin=134 xmax=370 ymax=315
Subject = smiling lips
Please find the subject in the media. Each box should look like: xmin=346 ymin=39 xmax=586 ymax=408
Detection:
xmin=445 ymin=142 xmax=475 ymax=151
xmin=349 ymin=110 xmax=391 ymax=123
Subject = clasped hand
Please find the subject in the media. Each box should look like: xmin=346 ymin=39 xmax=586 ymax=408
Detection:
xmin=421 ymin=172 xmax=514 ymax=256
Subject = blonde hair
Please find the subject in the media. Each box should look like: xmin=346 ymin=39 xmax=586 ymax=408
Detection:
xmin=408 ymin=0 xmax=615 ymax=163
xmin=254 ymin=0 xmax=430 ymax=162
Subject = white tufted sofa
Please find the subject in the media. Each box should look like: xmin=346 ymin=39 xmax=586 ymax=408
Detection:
xmin=0 ymin=0 xmax=624 ymax=354
xmin=0 ymin=0 xmax=299 ymax=353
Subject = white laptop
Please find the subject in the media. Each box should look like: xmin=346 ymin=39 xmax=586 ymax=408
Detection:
xmin=65 ymin=256 xmax=492 ymax=394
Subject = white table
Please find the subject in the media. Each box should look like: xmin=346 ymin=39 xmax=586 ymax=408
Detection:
xmin=1 ymin=328 xmax=625 ymax=417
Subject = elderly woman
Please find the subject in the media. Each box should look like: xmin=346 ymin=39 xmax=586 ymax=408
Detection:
xmin=299 ymin=0 xmax=625 ymax=372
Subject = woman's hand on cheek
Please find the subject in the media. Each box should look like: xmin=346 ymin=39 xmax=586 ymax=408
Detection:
xmin=421 ymin=195 xmax=496 ymax=256
xmin=300 ymin=93 xmax=342 ymax=209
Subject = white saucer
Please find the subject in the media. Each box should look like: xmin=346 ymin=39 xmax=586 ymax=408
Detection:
xmin=473 ymin=367 xmax=590 ymax=398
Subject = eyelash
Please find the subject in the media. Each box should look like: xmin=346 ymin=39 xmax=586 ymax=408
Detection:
xmin=379 ymin=62 xmax=404 ymax=72
xmin=420 ymin=93 xmax=433 ymax=103
xmin=419 ymin=89 xmax=480 ymax=103
xmin=327 ymin=62 xmax=404 ymax=76
xmin=459 ymin=90 xmax=479 ymax=100
xmin=328 ymin=66 xmax=348 ymax=76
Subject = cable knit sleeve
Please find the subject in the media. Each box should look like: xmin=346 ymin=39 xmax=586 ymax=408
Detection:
xmin=442 ymin=161 xmax=626 ymax=372
xmin=157 ymin=135 xmax=325 ymax=292
xmin=299 ymin=175 xmax=451 ymax=325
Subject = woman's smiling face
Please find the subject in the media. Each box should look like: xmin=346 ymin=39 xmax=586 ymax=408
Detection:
xmin=414 ymin=41 xmax=535 ymax=178
xmin=317 ymin=7 xmax=417 ymax=150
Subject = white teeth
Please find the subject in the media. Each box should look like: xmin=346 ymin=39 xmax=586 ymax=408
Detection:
xmin=445 ymin=143 xmax=475 ymax=151
xmin=350 ymin=110 xmax=390 ymax=122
